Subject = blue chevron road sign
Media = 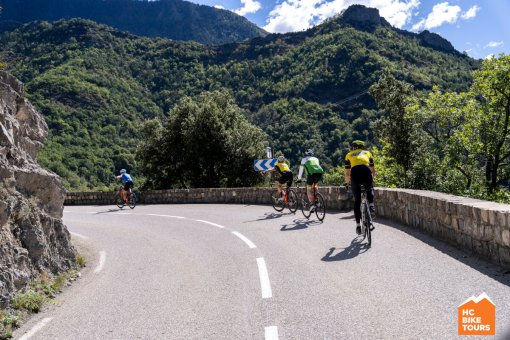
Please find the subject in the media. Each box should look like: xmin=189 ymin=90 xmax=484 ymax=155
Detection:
xmin=254 ymin=159 xmax=277 ymax=171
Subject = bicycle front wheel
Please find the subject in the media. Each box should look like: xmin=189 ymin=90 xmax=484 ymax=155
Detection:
xmin=300 ymin=192 xmax=312 ymax=218
xmin=315 ymin=192 xmax=326 ymax=221
xmin=128 ymin=192 xmax=137 ymax=209
xmin=270 ymin=190 xmax=285 ymax=212
xmin=114 ymin=193 xmax=125 ymax=209
xmin=287 ymin=189 xmax=298 ymax=213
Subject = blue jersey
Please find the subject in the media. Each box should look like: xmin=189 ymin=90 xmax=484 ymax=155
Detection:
xmin=121 ymin=173 xmax=133 ymax=182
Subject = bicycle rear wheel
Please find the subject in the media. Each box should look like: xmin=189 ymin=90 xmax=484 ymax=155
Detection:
xmin=300 ymin=192 xmax=312 ymax=218
xmin=315 ymin=192 xmax=326 ymax=221
xmin=270 ymin=190 xmax=285 ymax=212
xmin=364 ymin=206 xmax=372 ymax=246
xmin=287 ymin=189 xmax=298 ymax=213
xmin=128 ymin=192 xmax=137 ymax=209
xmin=114 ymin=193 xmax=125 ymax=209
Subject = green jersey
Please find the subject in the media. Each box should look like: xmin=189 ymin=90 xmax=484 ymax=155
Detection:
xmin=298 ymin=156 xmax=324 ymax=178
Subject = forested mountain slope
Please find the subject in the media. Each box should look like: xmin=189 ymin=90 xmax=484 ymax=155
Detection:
xmin=0 ymin=0 xmax=266 ymax=45
xmin=0 ymin=5 xmax=480 ymax=189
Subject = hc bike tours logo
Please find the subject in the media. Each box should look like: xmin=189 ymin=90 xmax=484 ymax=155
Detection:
xmin=458 ymin=293 xmax=495 ymax=336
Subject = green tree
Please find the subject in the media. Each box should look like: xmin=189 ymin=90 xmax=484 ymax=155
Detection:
xmin=136 ymin=90 xmax=267 ymax=189
xmin=369 ymin=69 xmax=421 ymax=186
xmin=406 ymin=87 xmax=479 ymax=192
xmin=470 ymin=55 xmax=510 ymax=193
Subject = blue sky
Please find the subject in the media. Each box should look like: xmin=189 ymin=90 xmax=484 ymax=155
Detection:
xmin=189 ymin=0 xmax=509 ymax=59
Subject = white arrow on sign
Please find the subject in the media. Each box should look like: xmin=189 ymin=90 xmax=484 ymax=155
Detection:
xmin=254 ymin=159 xmax=277 ymax=171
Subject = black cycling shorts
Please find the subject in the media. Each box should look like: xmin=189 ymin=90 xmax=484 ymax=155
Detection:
xmin=123 ymin=181 xmax=134 ymax=191
xmin=306 ymin=173 xmax=323 ymax=185
xmin=278 ymin=171 xmax=293 ymax=186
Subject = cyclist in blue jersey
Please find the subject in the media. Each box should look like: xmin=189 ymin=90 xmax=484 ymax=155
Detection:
xmin=114 ymin=169 xmax=134 ymax=202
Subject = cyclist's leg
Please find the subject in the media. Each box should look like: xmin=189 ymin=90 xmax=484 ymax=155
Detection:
xmin=277 ymin=180 xmax=283 ymax=197
xmin=306 ymin=175 xmax=314 ymax=203
xmin=350 ymin=168 xmax=362 ymax=225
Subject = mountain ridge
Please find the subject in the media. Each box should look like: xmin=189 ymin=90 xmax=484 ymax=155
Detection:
xmin=0 ymin=5 xmax=480 ymax=189
xmin=0 ymin=0 xmax=267 ymax=45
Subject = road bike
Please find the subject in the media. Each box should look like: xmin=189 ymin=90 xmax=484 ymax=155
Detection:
xmin=263 ymin=171 xmax=298 ymax=213
xmin=114 ymin=185 xmax=136 ymax=209
xmin=299 ymin=182 xmax=326 ymax=221
xmin=359 ymin=184 xmax=373 ymax=246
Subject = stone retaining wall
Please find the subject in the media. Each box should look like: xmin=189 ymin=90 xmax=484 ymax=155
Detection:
xmin=65 ymin=187 xmax=510 ymax=267
xmin=376 ymin=188 xmax=510 ymax=268
xmin=65 ymin=186 xmax=354 ymax=210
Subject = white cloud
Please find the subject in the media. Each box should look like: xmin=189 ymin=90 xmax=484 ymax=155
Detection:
xmin=234 ymin=0 xmax=262 ymax=16
xmin=264 ymin=0 xmax=421 ymax=33
xmin=485 ymin=53 xmax=494 ymax=60
xmin=484 ymin=41 xmax=504 ymax=48
xmin=214 ymin=5 xmax=225 ymax=9
xmin=411 ymin=2 xmax=460 ymax=31
xmin=461 ymin=5 xmax=480 ymax=20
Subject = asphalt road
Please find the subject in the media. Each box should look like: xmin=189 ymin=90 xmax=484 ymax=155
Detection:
xmin=13 ymin=204 xmax=510 ymax=339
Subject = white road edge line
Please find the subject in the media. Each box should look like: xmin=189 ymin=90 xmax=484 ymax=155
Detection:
xmin=18 ymin=317 xmax=53 ymax=340
xmin=70 ymin=232 xmax=89 ymax=240
xmin=195 ymin=219 xmax=225 ymax=229
xmin=256 ymin=257 xmax=272 ymax=299
xmin=232 ymin=231 xmax=257 ymax=249
xmin=94 ymin=251 xmax=106 ymax=273
xmin=265 ymin=326 xmax=279 ymax=340
xmin=146 ymin=214 xmax=185 ymax=219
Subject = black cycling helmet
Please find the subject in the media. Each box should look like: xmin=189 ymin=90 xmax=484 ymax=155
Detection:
xmin=351 ymin=140 xmax=365 ymax=148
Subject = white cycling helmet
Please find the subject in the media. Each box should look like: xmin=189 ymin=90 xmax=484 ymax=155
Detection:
xmin=277 ymin=155 xmax=285 ymax=162
xmin=120 ymin=169 xmax=126 ymax=174
xmin=305 ymin=148 xmax=314 ymax=156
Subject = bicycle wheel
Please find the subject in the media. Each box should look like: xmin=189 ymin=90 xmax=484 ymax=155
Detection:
xmin=287 ymin=189 xmax=298 ymax=213
xmin=128 ymin=192 xmax=137 ymax=209
xmin=270 ymin=190 xmax=285 ymax=212
xmin=315 ymin=192 xmax=326 ymax=221
xmin=114 ymin=193 xmax=125 ymax=209
xmin=300 ymin=192 xmax=312 ymax=218
xmin=364 ymin=205 xmax=372 ymax=246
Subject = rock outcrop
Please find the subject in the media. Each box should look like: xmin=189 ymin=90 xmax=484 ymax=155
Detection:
xmin=340 ymin=5 xmax=391 ymax=31
xmin=0 ymin=71 xmax=76 ymax=307
xmin=418 ymin=30 xmax=456 ymax=53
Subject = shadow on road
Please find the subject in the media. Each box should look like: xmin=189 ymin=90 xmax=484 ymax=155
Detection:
xmin=379 ymin=217 xmax=510 ymax=287
xmin=245 ymin=211 xmax=294 ymax=222
xmin=322 ymin=237 xmax=370 ymax=261
xmin=94 ymin=208 xmax=124 ymax=214
xmin=339 ymin=214 xmax=355 ymax=220
xmin=280 ymin=218 xmax=322 ymax=231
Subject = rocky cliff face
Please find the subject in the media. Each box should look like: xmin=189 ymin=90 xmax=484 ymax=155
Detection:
xmin=0 ymin=71 xmax=75 ymax=307
xmin=418 ymin=30 xmax=456 ymax=53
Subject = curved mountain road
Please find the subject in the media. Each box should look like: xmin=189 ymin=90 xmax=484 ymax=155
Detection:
xmin=14 ymin=204 xmax=510 ymax=339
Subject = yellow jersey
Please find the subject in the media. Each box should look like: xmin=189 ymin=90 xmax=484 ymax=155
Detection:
xmin=275 ymin=162 xmax=290 ymax=173
xmin=345 ymin=149 xmax=374 ymax=169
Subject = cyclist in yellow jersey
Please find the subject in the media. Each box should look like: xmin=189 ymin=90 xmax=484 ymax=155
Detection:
xmin=344 ymin=140 xmax=375 ymax=235
xmin=268 ymin=155 xmax=293 ymax=200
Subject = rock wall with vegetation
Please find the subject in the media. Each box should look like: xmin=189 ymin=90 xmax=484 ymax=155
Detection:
xmin=0 ymin=71 xmax=75 ymax=307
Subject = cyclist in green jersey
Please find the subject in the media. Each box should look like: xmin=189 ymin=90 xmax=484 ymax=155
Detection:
xmin=298 ymin=149 xmax=324 ymax=212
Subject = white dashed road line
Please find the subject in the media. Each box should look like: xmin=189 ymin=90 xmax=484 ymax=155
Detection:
xmin=146 ymin=214 xmax=185 ymax=219
xmin=231 ymin=231 xmax=257 ymax=249
xmin=18 ymin=317 xmax=53 ymax=340
xmin=265 ymin=326 xmax=279 ymax=340
xmin=256 ymin=258 xmax=273 ymax=299
xmin=94 ymin=251 xmax=106 ymax=273
xmin=195 ymin=219 xmax=225 ymax=229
